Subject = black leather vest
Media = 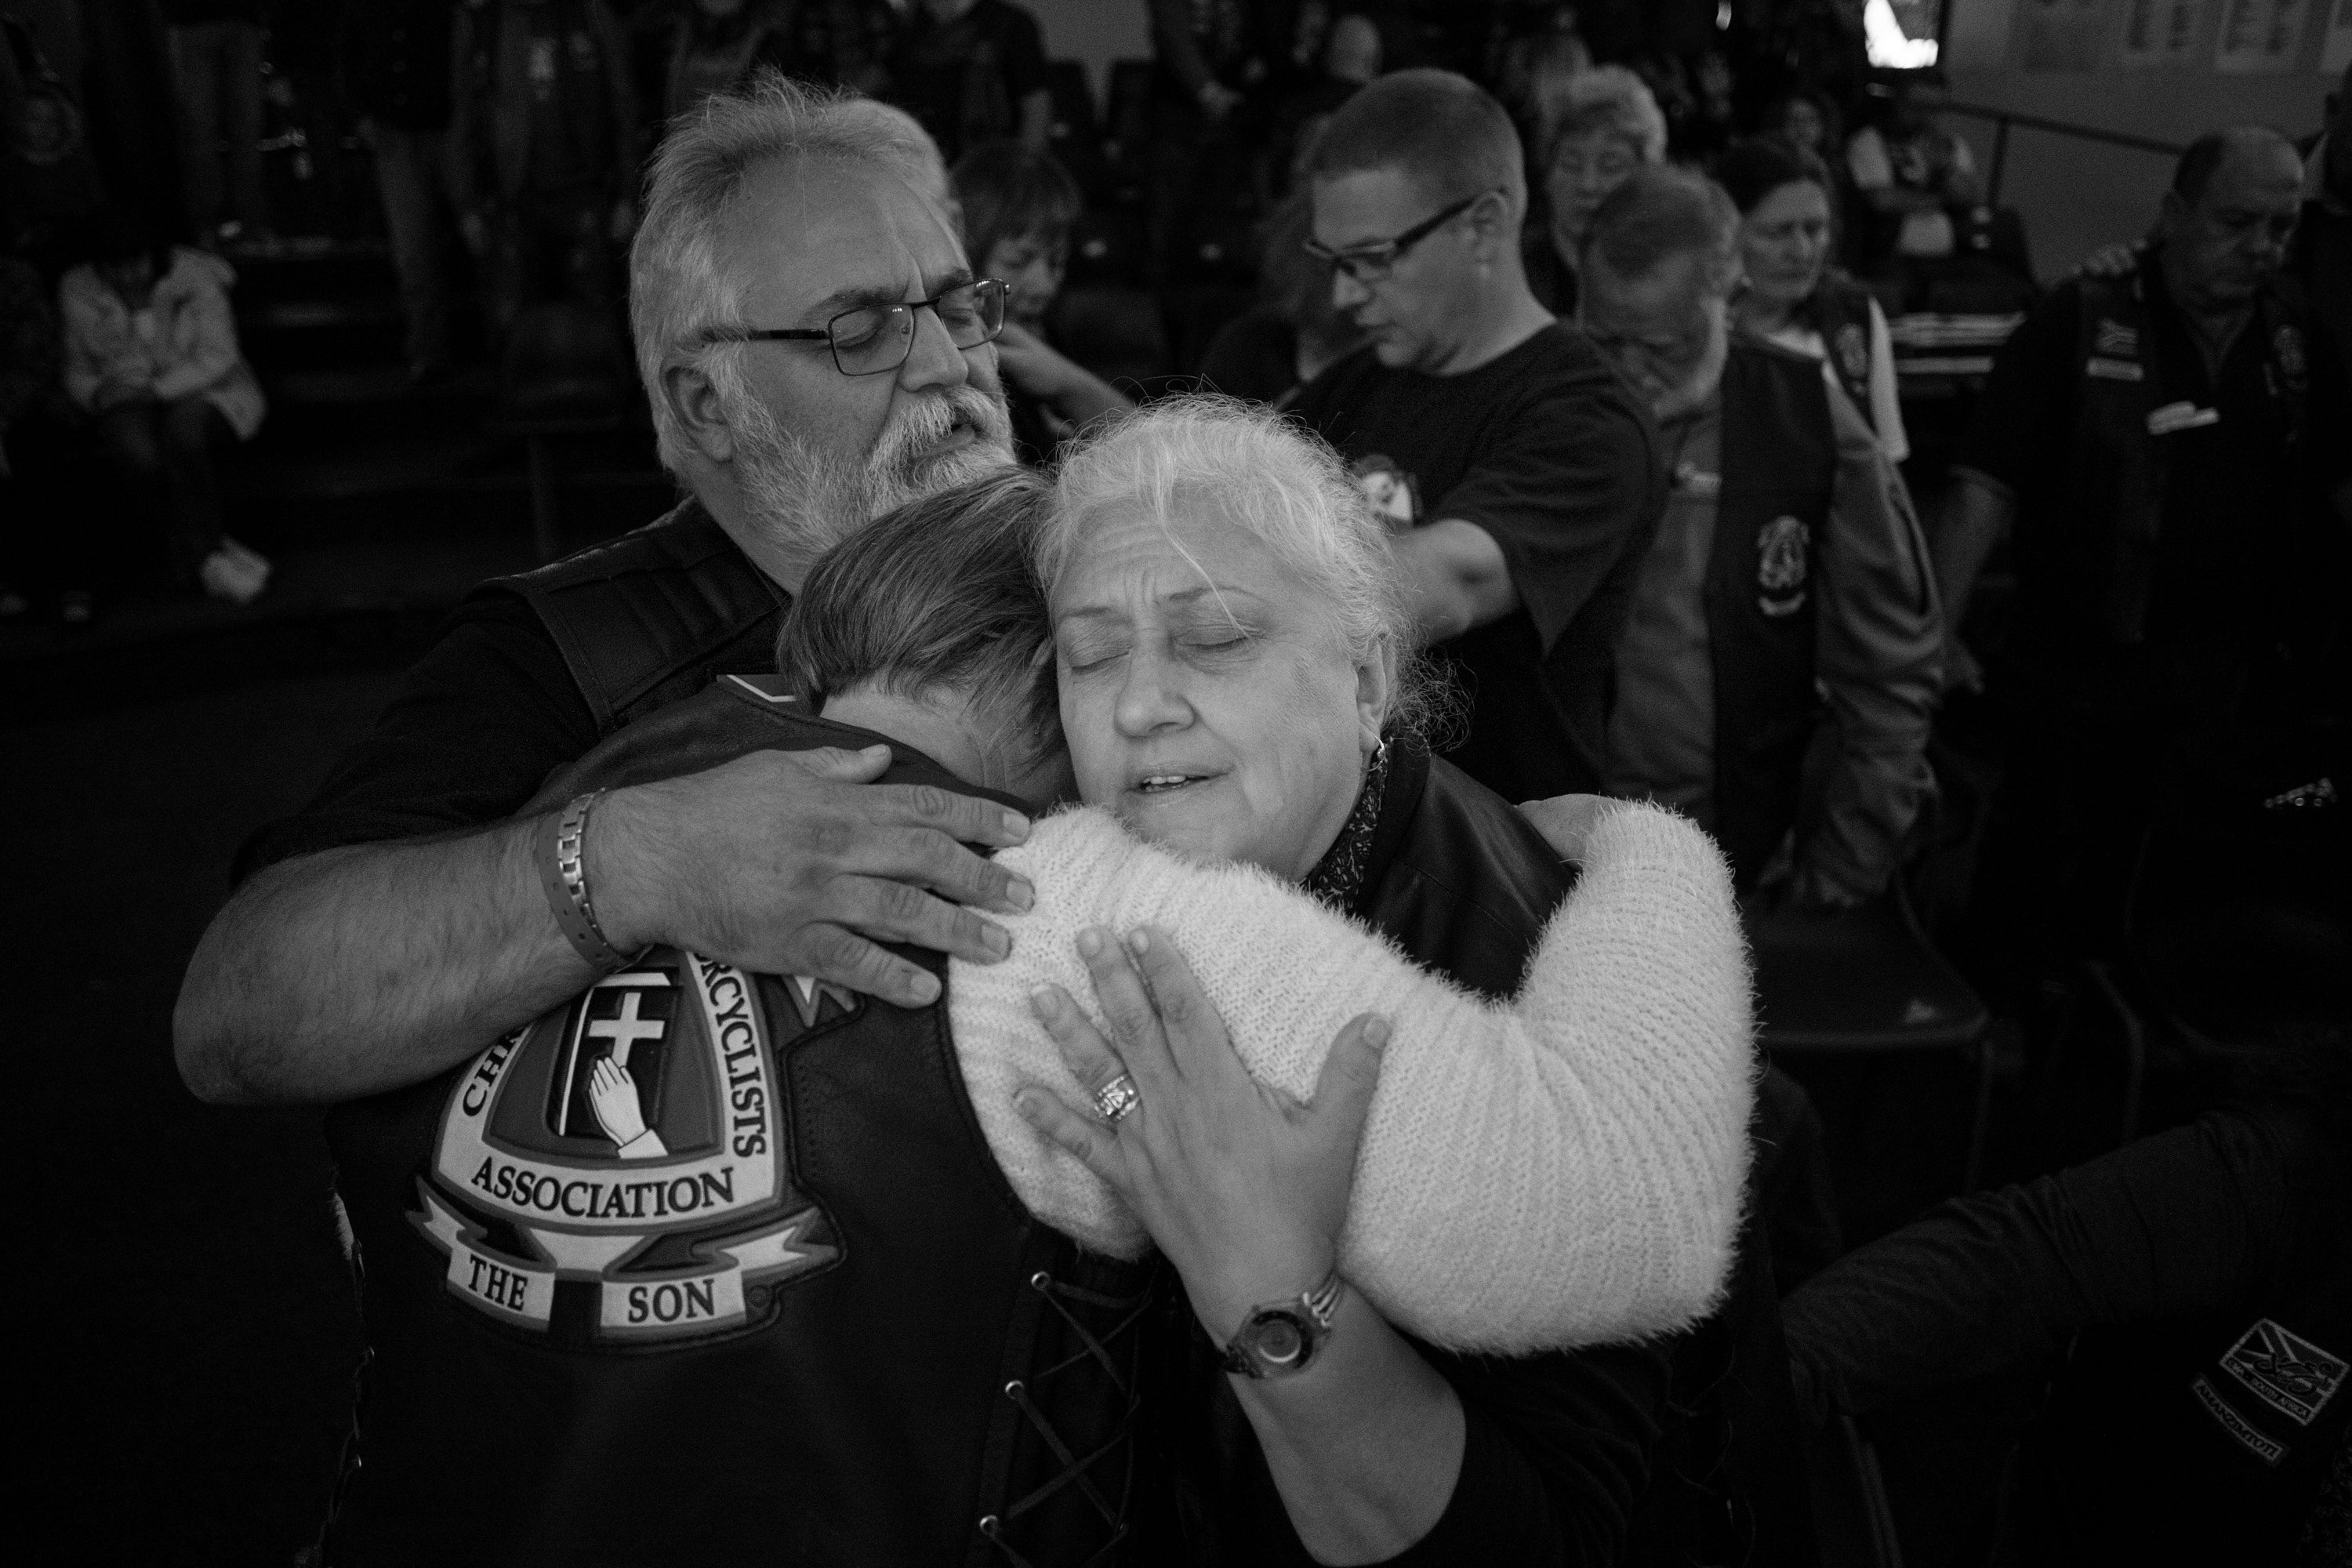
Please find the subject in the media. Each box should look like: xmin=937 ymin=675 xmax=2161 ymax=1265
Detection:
xmin=1708 ymin=338 xmax=1838 ymax=888
xmin=322 ymin=678 xmax=1165 ymax=1567
xmin=477 ymin=499 xmax=790 ymax=739
xmin=2057 ymin=267 xmax=2311 ymax=648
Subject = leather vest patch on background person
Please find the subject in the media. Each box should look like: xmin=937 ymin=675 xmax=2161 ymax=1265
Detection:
xmin=1800 ymin=272 xmax=1876 ymax=428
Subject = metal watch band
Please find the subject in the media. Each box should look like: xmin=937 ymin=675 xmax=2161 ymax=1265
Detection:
xmin=535 ymin=789 xmax=638 ymax=975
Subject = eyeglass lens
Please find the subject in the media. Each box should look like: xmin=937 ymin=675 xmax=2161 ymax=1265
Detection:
xmin=830 ymin=280 xmax=1006 ymax=375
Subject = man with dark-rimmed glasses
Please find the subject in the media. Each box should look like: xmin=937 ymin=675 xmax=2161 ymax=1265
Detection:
xmin=1287 ymin=69 xmax=1668 ymax=805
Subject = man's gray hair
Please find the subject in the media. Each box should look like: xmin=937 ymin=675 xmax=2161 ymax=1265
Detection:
xmin=630 ymin=71 xmax=953 ymax=471
xmin=1040 ymin=397 xmax=1447 ymax=739
xmin=1584 ymin=165 xmax=1742 ymax=296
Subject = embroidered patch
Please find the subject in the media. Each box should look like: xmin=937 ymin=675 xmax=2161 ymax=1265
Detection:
xmin=1672 ymin=462 xmax=1722 ymax=499
xmin=2220 ymin=1318 xmax=2347 ymax=1426
xmin=413 ymin=950 xmax=842 ymax=1345
xmin=1756 ymin=515 xmax=1811 ymax=617
xmin=2272 ymin=325 xmax=2307 ymax=387
xmin=2085 ymin=356 xmax=2144 ymax=381
xmin=2093 ymin=319 xmax=2139 ymax=358
xmin=1834 ymin=321 xmax=1870 ymax=385
xmin=2193 ymin=1376 xmax=2287 ymax=1465
xmin=1348 ymin=455 xmax=1421 ymax=528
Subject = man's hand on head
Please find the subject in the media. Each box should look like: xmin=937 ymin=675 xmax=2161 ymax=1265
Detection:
xmin=591 ymin=744 xmax=1036 ymax=1010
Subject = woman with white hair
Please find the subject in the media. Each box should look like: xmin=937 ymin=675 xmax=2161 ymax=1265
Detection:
xmin=995 ymin=397 xmax=1752 ymax=1560
xmin=1525 ymin=64 xmax=1668 ymax=316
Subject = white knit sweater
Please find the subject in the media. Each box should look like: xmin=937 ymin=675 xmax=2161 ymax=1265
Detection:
xmin=947 ymin=799 xmax=1755 ymax=1356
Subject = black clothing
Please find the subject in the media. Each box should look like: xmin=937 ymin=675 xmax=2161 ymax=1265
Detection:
xmin=1523 ymin=230 xmax=1580 ymax=319
xmin=239 ymin=502 xmax=781 ymax=880
xmin=1706 ymin=338 xmax=1838 ymax=888
xmin=1167 ymin=735 xmax=1675 ymax=1565
xmin=1957 ymin=252 xmax=2346 ymax=996
xmin=322 ymin=680 xmax=1165 ymax=1566
xmin=1958 ymin=252 xmax=2314 ymax=661
xmin=891 ymin=0 xmax=1049 ymax=166
xmin=1289 ymin=327 xmax=1666 ymax=804
xmin=340 ymin=0 xmax=456 ymax=133
xmin=1784 ymin=1099 xmax=2352 ymax=1564
xmin=1197 ymin=306 xmax=1301 ymax=405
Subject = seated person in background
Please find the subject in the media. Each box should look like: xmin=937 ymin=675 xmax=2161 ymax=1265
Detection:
xmin=1718 ymin=132 xmax=1911 ymax=463
xmin=1784 ymin=1033 xmax=2352 ymax=1565
xmin=1936 ymin=127 xmax=2343 ymax=1011
xmin=949 ymin=139 xmax=1131 ymax=461
xmin=1844 ymin=82 xmax=1980 ymax=267
xmin=1581 ymin=166 xmax=1942 ymax=909
xmin=1196 ymin=190 xmax=1366 ymax=406
xmin=1524 ymin=64 xmax=1668 ymax=318
xmin=57 ymin=208 xmax=270 ymax=604
xmin=891 ymin=0 xmax=1053 ymax=166
xmin=320 ymin=440 xmax=1753 ymax=1561
xmin=1295 ymin=68 xmax=1667 ymax=806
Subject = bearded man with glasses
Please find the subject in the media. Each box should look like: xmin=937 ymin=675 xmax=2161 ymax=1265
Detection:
xmin=180 ymin=76 xmax=1040 ymax=1115
xmin=1289 ymin=68 xmax=1668 ymax=807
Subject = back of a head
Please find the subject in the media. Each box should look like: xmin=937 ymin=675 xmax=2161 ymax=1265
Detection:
xmin=1307 ymin=68 xmax=1527 ymax=216
xmin=777 ymin=468 xmax=1058 ymax=751
xmin=1584 ymin=164 xmax=1740 ymax=294
xmin=2169 ymin=124 xmax=2296 ymax=208
xmin=951 ymin=140 xmax=1083 ymax=267
xmin=1541 ymin=64 xmax=1668 ymax=170
xmin=631 ymin=70 xmax=954 ymax=470
xmin=1714 ymin=134 xmax=1831 ymax=216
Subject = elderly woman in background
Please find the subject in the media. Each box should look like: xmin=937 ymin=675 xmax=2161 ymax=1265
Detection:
xmin=1524 ymin=64 xmax=1667 ymax=317
xmin=1718 ymin=132 xmax=1911 ymax=463
xmin=1010 ymin=397 xmax=1750 ymax=1563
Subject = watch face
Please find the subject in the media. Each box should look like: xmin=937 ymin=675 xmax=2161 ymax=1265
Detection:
xmin=1251 ymin=1313 xmax=1307 ymax=1369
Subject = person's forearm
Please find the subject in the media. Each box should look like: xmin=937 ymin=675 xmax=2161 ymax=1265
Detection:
xmin=1933 ymin=472 xmax=2013 ymax=630
xmin=174 ymin=815 xmax=594 ymax=1105
xmin=1044 ymin=365 xmax=1134 ymax=430
xmin=1232 ymin=1288 xmax=1466 ymax=1563
xmin=1388 ymin=520 xmax=1515 ymax=644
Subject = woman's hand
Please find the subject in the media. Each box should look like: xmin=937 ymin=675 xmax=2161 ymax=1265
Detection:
xmin=1015 ymin=924 xmax=1388 ymax=1341
xmin=992 ymin=320 xmax=1080 ymax=401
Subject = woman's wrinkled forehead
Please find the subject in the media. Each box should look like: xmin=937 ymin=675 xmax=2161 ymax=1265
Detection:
xmin=1049 ymin=495 xmax=1319 ymax=629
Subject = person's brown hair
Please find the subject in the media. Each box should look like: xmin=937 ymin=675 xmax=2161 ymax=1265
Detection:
xmin=1306 ymin=68 xmax=1527 ymax=216
xmin=951 ymin=140 xmax=1083 ymax=271
xmin=775 ymin=468 xmax=1059 ymax=758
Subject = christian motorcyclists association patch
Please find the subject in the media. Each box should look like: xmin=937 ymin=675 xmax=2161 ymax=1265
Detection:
xmin=411 ymin=949 xmax=841 ymax=1346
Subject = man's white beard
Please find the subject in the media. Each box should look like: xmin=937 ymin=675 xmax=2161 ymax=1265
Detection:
xmin=731 ymin=382 xmax=1016 ymax=561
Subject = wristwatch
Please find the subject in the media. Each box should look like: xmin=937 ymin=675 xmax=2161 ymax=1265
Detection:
xmin=1219 ymin=1268 xmax=1345 ymax=1380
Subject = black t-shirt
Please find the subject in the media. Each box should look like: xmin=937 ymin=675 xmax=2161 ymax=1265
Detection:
xmin=237 ymin=594 xmax=615 ymax=881
xmin=1956 ymin=259 xmax=2309 ymax=657
xmin=891 ymin=0 xmax=1048 ymax=165
xmin=1289 ymin=325 xmax=1665 ymax=803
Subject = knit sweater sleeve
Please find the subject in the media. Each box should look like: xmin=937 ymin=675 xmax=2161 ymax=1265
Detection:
xmin=948 ymin=800 xmax=1754 ymax=1355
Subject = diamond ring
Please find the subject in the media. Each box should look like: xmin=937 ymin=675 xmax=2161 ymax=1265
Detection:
xmin=1094 ymin=1073 xmax=1141 ymax=1123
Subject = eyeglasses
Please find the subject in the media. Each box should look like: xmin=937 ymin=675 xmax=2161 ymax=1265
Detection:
xmin=1303 ymin=191 xmax=1496 ymax=282
xmin=703 ymin=278 xmax=1009 ymax=376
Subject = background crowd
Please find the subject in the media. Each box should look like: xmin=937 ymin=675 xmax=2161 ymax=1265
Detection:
xmin=4 ymin=1 xmax=2350 ymax=1563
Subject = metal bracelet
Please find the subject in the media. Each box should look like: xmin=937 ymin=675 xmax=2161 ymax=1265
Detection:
xmin=537 ymin=789 xmax=637 ymax=974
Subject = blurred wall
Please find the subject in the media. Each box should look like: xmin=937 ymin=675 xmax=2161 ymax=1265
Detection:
xmin=1941 ymin=0 xmax=2336 ymax=276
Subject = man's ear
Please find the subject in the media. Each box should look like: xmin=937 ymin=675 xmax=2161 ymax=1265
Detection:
xmin=662 ymin=357 xmax=736 ymax=466
xmin=1468 ymin=190 xmax=1515 ymax=263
